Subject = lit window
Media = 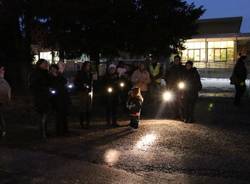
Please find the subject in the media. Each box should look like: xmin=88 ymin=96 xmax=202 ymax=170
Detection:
xmin=227 ymin=41 xmax=234 ymax=48
xmin=194 ymin=50 xmax=200 ymax=61
xmin=200 ymin=49 xmax=206 ymax=61
xmin=54 ymin=51 xmax=60 ymax=62
xmin=221 ymin=49 xmax=227 ymax=61
xmin=188 ymin=50 xmax=194 ymax=60
xmin=208 ymin=49 xmax=214 ymax=62
xmin=182 ymin=50 xmax=188 ymax=61
xmin=40 ymin=52 xmax=52 ymax=63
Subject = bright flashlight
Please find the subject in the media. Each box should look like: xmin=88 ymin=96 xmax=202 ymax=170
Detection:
xmin=84 ymin=84 xmax=90 ymax=89
xmin=162 ymin=91 xmax=174 ymax=102
xmin=178 ymin=81 xmax=186 ymax=90
xmin=120 ymin=82 xmax=125 ymax=88
xmin=107 ymin=87 xmax=113 ymax=93
xmin=67 ymin=84 xmax=73 ymax=89
xmin=49 ymin=88 xmax=57 ymax=95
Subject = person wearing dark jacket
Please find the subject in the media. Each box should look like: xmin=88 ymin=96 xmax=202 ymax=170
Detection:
xmin=104 ymin=64 xmax=119 ymax=127
xmin=126 ymin=87 xmax=143 ymax=129
xmin=30 ymin=59 xmax=50 ymax=139
xmin=0 ymin=64 xmax=11 ymax=138
xmin=231 ymin=56 xmax=248 ymax=106
xmin=50 ymin=64 xmax=71 ymax=136
xmin=183 ymin=61 xmax=202 ymax=123
xmin=74 ymin=62 xmax=93 ymax=128
xmin=165 ymin=55 xmax=186 ymax=120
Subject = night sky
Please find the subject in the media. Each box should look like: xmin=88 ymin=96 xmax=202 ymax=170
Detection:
xmin=186 ymin=0 xmax=250 ymax=33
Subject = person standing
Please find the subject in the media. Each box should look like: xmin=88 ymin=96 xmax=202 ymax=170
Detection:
xmin=74 ymin=62 xmax=93 ymax=128
xmin=126 ymin=87 xmax=143 ymax=129
xmin=148 ymin=58 xmax=162 ymax=91
xmin=183 ymin=61 xmax=202 ymax=123
xmin=104 ymin=64 xmax=119 ymax=127
xmin=165 ymin=55 xmax=185 ymax=120
xmin=0 ymin=64 xmax=11 ymax=138
xmin=148 ymin=57 xmax=162 ymax=105
xmin=117 ymin=61 xmax=130 ymax=110
xmin=231 ymin=56 xmax=248 ymax=106
xmin=131 ymin=62 xmax=151 ymax=98
xmin=30 ymin=59 xmax=50 ymax=139
xmin=49 ymin=64 xmax=71 ymax=136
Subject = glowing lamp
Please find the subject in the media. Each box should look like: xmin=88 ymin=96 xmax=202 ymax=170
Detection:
xmin=162 ymin=91 xmax=174 ymax=102
xmin=178 ymin=81 xmax=186 ymax=90
xmin=107 ymin=87 xmax=113 ymax=93
xmin=120 ymin=82 xmax=125 ymax=88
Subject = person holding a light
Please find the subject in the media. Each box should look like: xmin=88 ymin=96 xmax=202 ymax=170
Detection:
xmin=74 ymin=62 xmax=93 ymax=128
xmin=104 ymin=64 xmax=119 ymax=127
xmin=49 ymin=64 xmax=71 ymax=136
xmin=183 ymin=61 xmax=202 ymax=123
xmin=165 ymin=55 xmax=185 ymax=120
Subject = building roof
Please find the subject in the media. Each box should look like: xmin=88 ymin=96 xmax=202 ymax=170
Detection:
xmin=191 ymin=32 xmax=250 ymax=40
xmin=197 ymin=17 xmax=243 ymax=35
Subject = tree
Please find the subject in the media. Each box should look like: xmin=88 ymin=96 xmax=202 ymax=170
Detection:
xmin=0 ymin=0 xmax=204 ymax=87
xmin=123 ymin=0 xmax=205 ymax=57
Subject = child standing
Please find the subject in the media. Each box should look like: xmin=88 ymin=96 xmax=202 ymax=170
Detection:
xmin=126 ymin=87 xmax=143 ymax=129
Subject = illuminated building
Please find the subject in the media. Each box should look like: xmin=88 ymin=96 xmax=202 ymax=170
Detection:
xmin=181 ymin=17 xmax=250 ymax=78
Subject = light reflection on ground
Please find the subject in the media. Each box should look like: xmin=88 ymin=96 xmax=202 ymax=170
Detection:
xmin=135 ymin=133 xmax=157 ymax=151
xmin=104 ymin=149 xmax=121 ymax=166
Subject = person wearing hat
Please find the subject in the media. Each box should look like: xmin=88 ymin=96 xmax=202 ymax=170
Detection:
xmin=183 ymin=61 xmax=202 ymax=123
xmin=103 ymin=64 xmax=119 ymax=127
xmin=0 ymin=64 xmax=11 ymax=138
xmin=74 ymin=62 xmax=93 ymax=128
xmin=126 ymin=87 xmax=143 ymax=129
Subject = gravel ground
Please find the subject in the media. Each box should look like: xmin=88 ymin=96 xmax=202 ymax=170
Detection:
xmin=1 ymin=96 xmax=250 ymax=183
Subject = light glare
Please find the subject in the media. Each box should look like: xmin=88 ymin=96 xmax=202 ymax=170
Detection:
xmin=162 ymin=91 xmax=174 ymax=102
xmin=107 ymin=87 xmax=113 ymax=93
xmin=178 ymin=81 xmax=186 ymax=90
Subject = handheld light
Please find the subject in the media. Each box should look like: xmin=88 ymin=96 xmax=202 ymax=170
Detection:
xmin=178 ymin=81 xmax=186 ymax=90
xmin=49 ymin=88 xmax=57 ymax=95
xmin=67 ymin=84 xmax=74 ymax=89
xmin=120 ymin=82 xmax=125 ymax=88
xmin=107 ymin=87 xmax=113 ymax=93
xmin=162 ymin=90 xmax=174 ymax=102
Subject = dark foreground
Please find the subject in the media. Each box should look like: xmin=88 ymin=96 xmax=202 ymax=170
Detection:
xmin=1 ymin=97 xmax=250 ymax=184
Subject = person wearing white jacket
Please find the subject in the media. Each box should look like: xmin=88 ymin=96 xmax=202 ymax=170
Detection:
xmin=131 ymin=63 xmax=151 ymax=96
xmin=0 ymin=64 xmax=11 ymax=138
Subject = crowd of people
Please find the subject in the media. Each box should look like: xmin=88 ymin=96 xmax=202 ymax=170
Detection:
xmin=0 ymin=55 xmax=248 ymax=139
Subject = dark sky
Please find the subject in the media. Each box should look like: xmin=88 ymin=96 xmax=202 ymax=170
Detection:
xmin=186 ymin=0 xmax=250 ymax=33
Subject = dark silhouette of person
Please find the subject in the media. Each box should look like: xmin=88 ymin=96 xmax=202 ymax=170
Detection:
xmin=165 ymin=55 xmax=185 ymax=120
xmin=30 ymin=59 xmax=50 ymax=139
xmin=49 ymin=64 xmax=71 ymax=136
xmin=104 ymin=64 xmax=119 ymax=127
xmin=183 ymin=61 xmax=202 ymax=123
xmin=0 ymin=64 xmax=11 ymax=138
xmin=231 ymin=56 xmax=248 ymax=106
xmin=74 ymin=62 xmax=93 ymax=128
